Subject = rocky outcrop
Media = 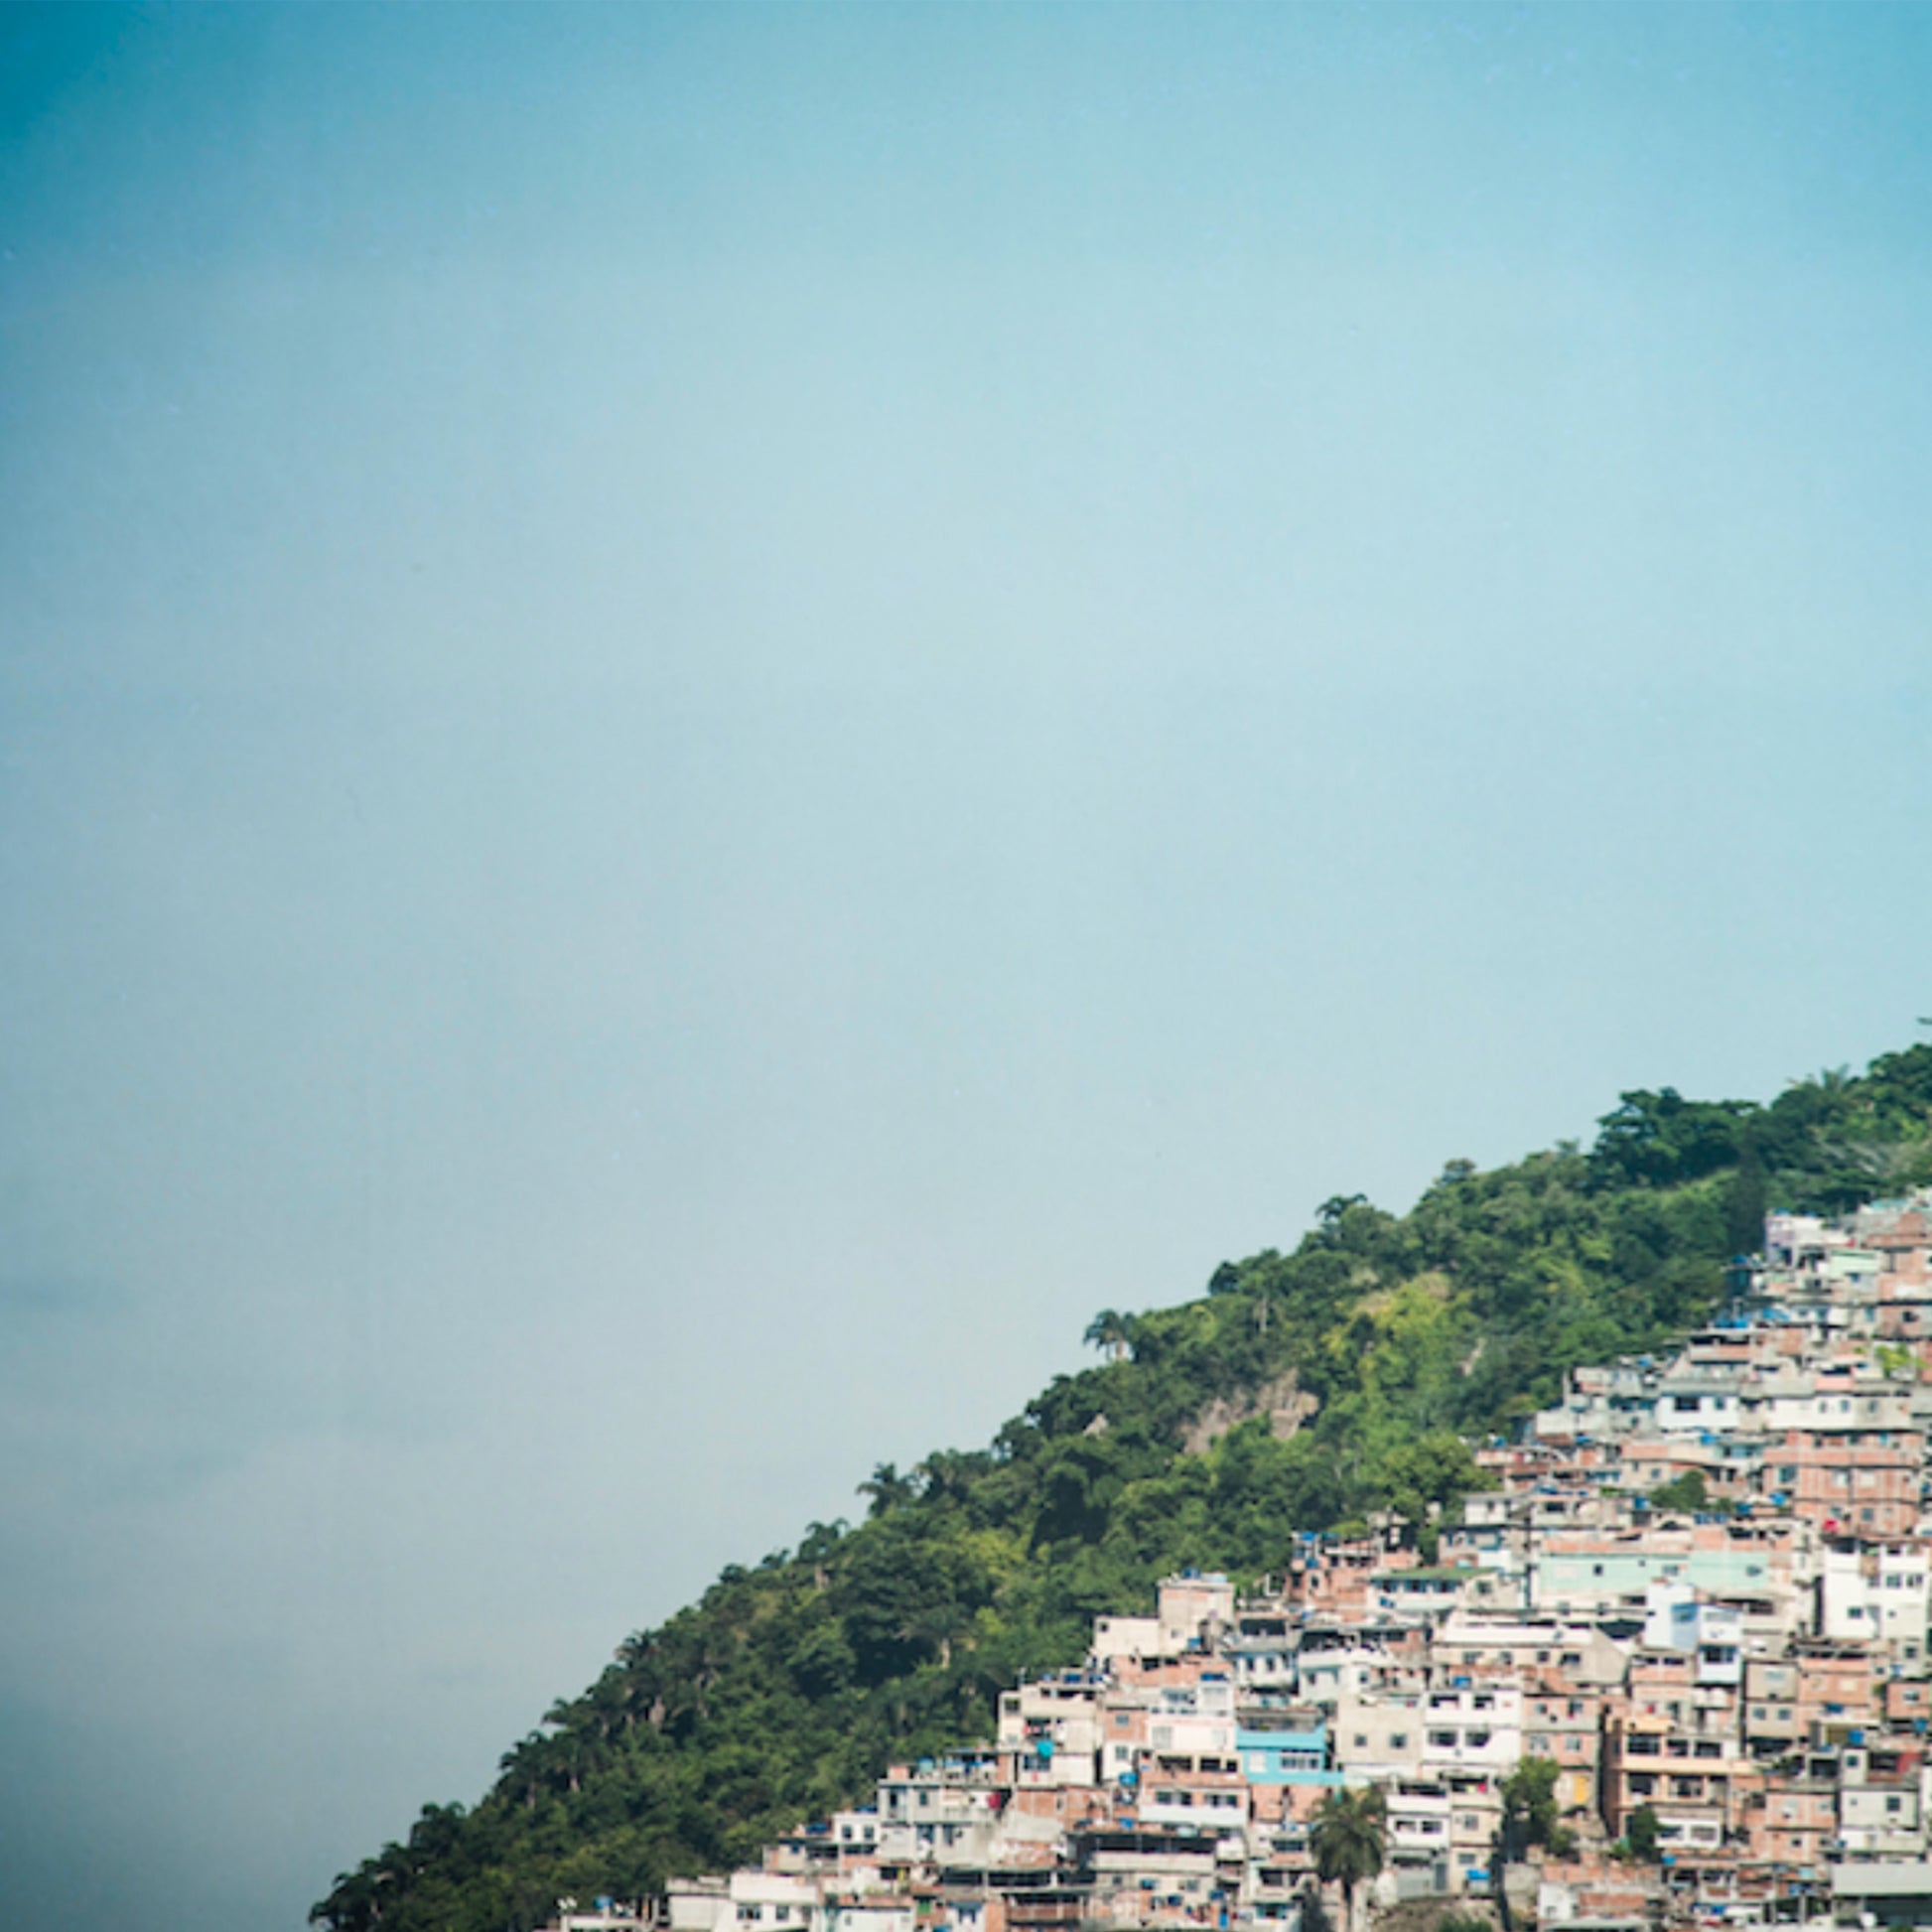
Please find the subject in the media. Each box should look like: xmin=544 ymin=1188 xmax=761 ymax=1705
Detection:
xmin=1181 ymin=1368 xmax=1318 ymax=1454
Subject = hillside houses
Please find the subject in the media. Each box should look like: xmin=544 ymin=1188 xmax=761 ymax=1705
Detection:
xmin=595 ymin=1192 xmax=1932 ymax=1932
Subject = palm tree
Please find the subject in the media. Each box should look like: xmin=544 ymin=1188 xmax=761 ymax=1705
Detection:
xmin=914 ymin=1450 xmax=979 ymax=1505
xmin=1083 ymin=1310 xmax=1134 ymax=1362
xmin=856 ymin=1462 xmax=914 ymax=1518
xmin=1310 ymin=1785 xmax=1386 ymax=1932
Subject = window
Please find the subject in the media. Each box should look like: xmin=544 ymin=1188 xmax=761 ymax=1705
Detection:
xmin=1390 ymin=1734 xmax=1409 ymax=1750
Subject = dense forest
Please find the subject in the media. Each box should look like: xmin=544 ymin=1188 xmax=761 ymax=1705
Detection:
xmin=315 ymin=1044 xmax=1932 ymax=1932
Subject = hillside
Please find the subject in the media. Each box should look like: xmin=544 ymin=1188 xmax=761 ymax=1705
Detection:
xmin=313 ymin=1044 xmax=1932 ymax=1932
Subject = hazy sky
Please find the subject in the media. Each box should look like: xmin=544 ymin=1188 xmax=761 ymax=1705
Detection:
xmin=4 ymin=4 xmax=1931 ymax=1927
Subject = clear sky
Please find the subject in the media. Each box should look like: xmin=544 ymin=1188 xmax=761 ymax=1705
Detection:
xmin=3 ymin=4 xmax=1930 ymax=1927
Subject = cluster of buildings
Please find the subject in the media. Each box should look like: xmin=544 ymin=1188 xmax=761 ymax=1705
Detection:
xmin=560 ymin=1193 xmax=1932 ymax=1932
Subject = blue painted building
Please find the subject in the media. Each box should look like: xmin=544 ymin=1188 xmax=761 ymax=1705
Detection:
xmin=1237 ymin=1720 xmax=1338 ymax=1786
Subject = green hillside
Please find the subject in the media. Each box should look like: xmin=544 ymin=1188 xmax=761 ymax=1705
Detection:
xmin=313 ymin=1044 xmax=1932 ymax=1932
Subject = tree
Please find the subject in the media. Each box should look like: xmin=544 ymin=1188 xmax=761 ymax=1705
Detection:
xmin=1500 ymin=1756 xmax=1562 ymax=1857
xmin=1625 ymin=1804 xmax=1661 ymax=1863
xmin=1310 ymin=1785 xmax=1386 ymax=1932
xmin=1725 ymin=1136 xmax=1768 ymax=1255
xmin=1083 ymin=1310 xmax=1134 ymax=1363
xmin=1587 ymin=1088 xmax=1751 ymax=1189
xmin=1495 ymin=1757 xmax=1575 ymax=1932
xmin=1645 ymin=1469 xmax=1710 ymax=1515
xmin=855 ymin=1463 xmax=913 ymax=1519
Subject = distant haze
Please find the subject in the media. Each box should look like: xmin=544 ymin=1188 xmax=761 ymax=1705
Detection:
xmin=2 ymin=5 xmax=1930 ymax=1928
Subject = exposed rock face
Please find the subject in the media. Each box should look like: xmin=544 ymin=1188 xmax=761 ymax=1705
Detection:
xmin=1181 ymin=1369 xmax=1318 ymax=1454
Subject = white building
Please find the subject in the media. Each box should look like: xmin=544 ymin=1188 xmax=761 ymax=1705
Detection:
xmin=1091 ymin=1615 xmax=1166 ymax=1667
xmin=1332 ymin=1691 xmax=1425 ymax=1781
xmin=875 ymin=1760 xmax=1001 ymax=1867
xmin=1158 ymin=1572 xmax=1235 ymax=1652
xmin=1297 ymin=1642 xmax=1397 ymax=1712
xmin=1641 ymin=1586 xmax=1743 ymax=1686
xmin=726 ymin=1871 xmax=819 ymax=1932
xmin=998 ymin=1676 xmax=1103 ymax=1787
xmin=1419 ymin=1684 xmax=1523 ymax=1778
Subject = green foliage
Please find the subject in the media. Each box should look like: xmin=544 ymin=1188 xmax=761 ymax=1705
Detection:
xmin=1625 ymin=1804 xmax=1662 ymax=1863
xmin=1588 ymin=1089 xmax=1754 ymax=1190
xmin=1083 ymin=1310 xmax=1136 ymax=1361
xmin=1310 ymin=1784 xmax=1388 ymax=1904
xmin=313 ymin=1045 xmax=1932 ymax=1932
xmin=1874 ymin=1341 xmax=1916 ymax=1378
xmin=1645 ymin=1469 xmax=1713 ymax=1515
xmin=1501 ymin=1756 xmax=1561 ymax=1851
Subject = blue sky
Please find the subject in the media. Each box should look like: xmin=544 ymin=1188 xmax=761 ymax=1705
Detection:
xmin=3 ymin=5 xmax=1931 ymax=1928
